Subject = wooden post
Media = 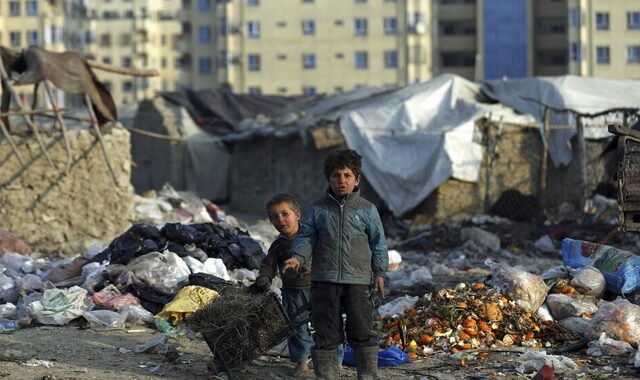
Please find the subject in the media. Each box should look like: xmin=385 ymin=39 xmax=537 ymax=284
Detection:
xmin=540 ymin=107 xmax=550 ymax=210
xmin=84 ymin=94 xmax=119 ymax=186
xmin=43 ymin=81 xmax=72 ymax=174
xmin=576 ymin=115 xmax=588 ymax=205
xmin=0 ymin=117 xmax=25 ymax=167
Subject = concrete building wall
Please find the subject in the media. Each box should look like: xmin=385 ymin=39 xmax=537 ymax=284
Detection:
xmin=0 ymin=125 xmax=134 ymax=256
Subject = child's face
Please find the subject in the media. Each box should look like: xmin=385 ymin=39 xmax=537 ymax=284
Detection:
xmin=329 ymin=166 xmax=359 ymax=197
xmin=268 ymin=202 xmax=301 ymax=237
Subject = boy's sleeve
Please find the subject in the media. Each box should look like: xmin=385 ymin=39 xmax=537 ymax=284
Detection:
xmin=258 ymin=245 xmax=278 ymax=279
xmin=367 ymin=205 xmax=388 ymax=278
xmin=290 ymin=208 xmax=316 ymax=266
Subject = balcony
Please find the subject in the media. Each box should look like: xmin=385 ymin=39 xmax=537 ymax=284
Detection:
xmin=438 ymin=35 xmax=476 ymax=52
xmin=438 ymin=3 xmax=475 ymax=20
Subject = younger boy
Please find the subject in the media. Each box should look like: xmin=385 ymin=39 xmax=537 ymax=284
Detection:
xmin=255 ymin=193 xmax=313 ymax=375
xmin=283 ymin=149 xmax=388 ymax=380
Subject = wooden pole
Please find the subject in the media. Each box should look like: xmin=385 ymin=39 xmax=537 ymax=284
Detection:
xmin=576 ymin=116 xmax=588 ymax=205
xmin=87 ymin=61 xmax=160 ymax=77
xmin=0 ymin=107 xmax=69 ymax=118
xmin=0 ymin=117 xmax=25 ymax=167
xmin=540 ymin=107 xmax=550 ymax=210
xmin=43 ymin=81 xmax=72 ymax=174
xmin=84 ymin=94 xmax=119 ymax=186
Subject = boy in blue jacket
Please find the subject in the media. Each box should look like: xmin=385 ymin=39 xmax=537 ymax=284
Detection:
xmin=283 ymin=149 xmax=388 ymax=380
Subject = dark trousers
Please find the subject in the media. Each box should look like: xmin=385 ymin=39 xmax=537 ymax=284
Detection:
xmin=310 ymin=281 xmax=378 ymax=350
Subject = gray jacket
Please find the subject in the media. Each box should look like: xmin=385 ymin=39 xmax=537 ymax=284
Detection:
xmin=291 ymin=189 xmax=388 ymax=285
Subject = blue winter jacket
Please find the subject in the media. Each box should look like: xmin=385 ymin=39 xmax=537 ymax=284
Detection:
xmin=291 ymin=189 xmax=388 ymax=285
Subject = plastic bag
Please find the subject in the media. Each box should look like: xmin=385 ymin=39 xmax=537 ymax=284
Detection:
xmin=515 ymin=350 xmax=578 ymax=374
xmin=121 ymin=304 xmax=155 ymax=325
xmin=29 ymin=286 xmax=89 ymax=325
xmin=342 ymin=345 xmax=409 ymax=368
xmin=587 ymin=299 xmax=640 ymax=345
xmin=388 ymin=250 xmax=402 ymax=271
xmin=377 ymin=295 xmax=419 ymax=318
xmin=460 ymin=227 xmax=500 ymax=253
xmin=124 ymin=251 xmax=190 ymax=294
xmin=586 ymin=332 xmax=634 ymax=356
xmin=487 ymin=260 xmax=548 ymax=313
xmin=545 ymin=294 xmax=598 ymax=320
xmin=82 ymin=309 xmax=127 ymax=330
xmin=155 ymin=285 xmax=218 ymax=325
xmin=559 ymin=317 xmax=591 ymax=337
xmin=562 ymin=238 xmax=640 ymax=294
xmin=570 ymin=266 xmax=605 ymax=298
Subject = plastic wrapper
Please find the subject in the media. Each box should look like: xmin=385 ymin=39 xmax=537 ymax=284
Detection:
xmin=570 ymin=266 xmax=605 ymax=298
xmin=124 ymin=251 xmax=190 ymax=294
xmin=82 ymin=309 xmax=127 ymax=330
xmin=562 ymin=238 xmax=640 ymax=294
xmin=587 ymin=299 xmax=640 ymax=345
xmin=156 ymin=285 xmax=218 ymax=325
xmin=487 ymin=260 xmax=548 ymax=313
xmin=587 ymin=332 xmax=634 ymax=356
xmin=29 ymin=286 xmax=89 ymax=325
xmin=545 ymin=294 xmax=598 ymax=320
xmin=515 ymin=350 xmax=578 ymax=374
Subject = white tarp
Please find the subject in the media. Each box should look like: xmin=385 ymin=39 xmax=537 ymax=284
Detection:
xmin=481 ymin=76 xmax=640 ymax=166
xmin=340 ymin=74 xmax=533 ymax=216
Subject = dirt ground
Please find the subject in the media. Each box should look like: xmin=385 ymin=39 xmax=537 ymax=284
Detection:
xmin=0 ymin=324 xmax=639 ymax=380
xmin=2 ymin=220 xmax=640 ymax=379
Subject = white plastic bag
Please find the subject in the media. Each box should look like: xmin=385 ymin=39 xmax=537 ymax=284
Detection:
xmin=545 ymin=294 xmax=598 ymax=320
xmin=487 ymin=260 xmax=548 ymax=313
xmin=377 ymin=295 xmax=419 ymax=318
xmin=515 ymin=350 xmax=578 ymax=374
xmin=124 ymin=251 xmax=190 ymax=294
xmin=586 ymin=332 xmax=634 ymax=356
xmin=570 ymin=266 xmax=606 ymax=298
xmin=29 ymin=286 xmax=89 ymax=325
xmin=82 ymin=309 xmax=127 ymax=330
xmin=388 ymin=250 xmax=402 ymax=271
xmin=587 ymin=299 xmax=640 ymax=345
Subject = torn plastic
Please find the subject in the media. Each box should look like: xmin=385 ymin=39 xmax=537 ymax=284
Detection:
xmin=515 ymin=350 xmax=578 ymax=374
xmin=377 ymin=295 xmax=419 ymax=318
xmin=545 ymin=293 xmax=598 ymax=320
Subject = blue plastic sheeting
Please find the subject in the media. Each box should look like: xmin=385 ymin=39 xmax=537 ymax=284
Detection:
xmin=342 ymin=345 xmax=410 ymax=368
xmin=483 ymin=0 xmax=528 ymax=80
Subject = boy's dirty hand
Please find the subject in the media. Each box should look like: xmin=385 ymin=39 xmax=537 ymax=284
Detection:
xmin=282 ymin=258 xmax=301 ymax=273
xmin=374 ymin=276 xmax=385 ymax=299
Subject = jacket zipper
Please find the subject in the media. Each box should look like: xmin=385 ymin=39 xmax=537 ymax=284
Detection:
xmin=338 ymin=201 xmax=345 ymax=282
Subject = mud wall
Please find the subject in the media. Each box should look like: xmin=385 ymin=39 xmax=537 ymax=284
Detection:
xmin=0 ymin=125 xmax=134 ymax=256
xmin=416 ymin=125 xmax=613 ymax=222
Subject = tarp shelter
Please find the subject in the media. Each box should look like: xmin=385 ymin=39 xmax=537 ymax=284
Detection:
xmin=481 ymin=76 xmax=640 ymax=166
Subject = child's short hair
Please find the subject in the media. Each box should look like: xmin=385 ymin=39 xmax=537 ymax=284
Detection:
xmin=324 ymin=149 xmax=362 ymax=180
xmin=264 ymin=193 xmax=301 ymax=215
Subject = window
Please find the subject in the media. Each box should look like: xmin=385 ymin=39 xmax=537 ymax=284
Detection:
xmin=596 ymin=46 xmax=610 ymax=64
xmin=218 ymin=17 xmax=228 ymax=36
xmin=303 ymin=53 xmax=316 ymax=69
xmin=198 ymin=26 xmax=211 ymax=43
xmin=303 ymin=86 xmax=317 ymax=95
xmin=384 ymin=50 xmax=398 ymax=68
xmin=161 ymin=35 xmax=167 ymax=46
xmin=10 ymin=32 xmax=21 ymax=47
xmin=26 ymin=0 xmax=38 ymax=16
xmin=248 ymin=54 xmax=261 ymax=71
xmin=198 ymin=57 xmax=212 ymax=74
xmin=628 ymin=12 xmax=640 ymax=30
xmin=103 ymin=81 xmax=112 ymax=92
xmin=628 ymin=45 xmax=640 ymax=63
xmin=302 ymin=0 xmax=314 ymax=3
xmin=120 ymin=33 xmax=131 ymax=46
xmin=9 ymin=1 xmax=19 ymax=16
xmin=47 ymin=25 xmax=60 ymax=44
xmin=247 ymin=21 xmax=260 ymax=38
xmin=198 ymin=0 xmax=211 ymax=11
xmin=122 ymin=81 xmax=133 ymax=92
xmin=99 ymin=33 xmax=111 ymax=47
xmin=570 ymin=42 xmax=581 ymax=61
xmin=247 ymin=0 xmax=259 ymax=5
xmin=277 ymin=54 xmax=287 ymax=60
xmin=335 ymin=20 xmax=344 ymax=26
xmin=122 ymin=56 xmax=132 ymax=68
xmin=302 ymin=20 xmax=315 ymax=35
xmin=355 ymin=51 xmax=368 ymax=69
xmin=85 ymin=31 xmax=96 ymax=44
xmin=27 ymin=30 xmax=38 ymax=46
xmin=595 ymin=12 xmax=609 ymax=30
xmin=335 ymin=52 xmax=344 ymax=59
xmin=335 ymin=86 xmax=344 ymax=92
xmin=277 ymin=21 xmax=287 ymax=27
xmin=354 ymin=18 xmax=367 ymax=36
xmin=102 ymin=57 xmax=112 ymax=64
xmin=278 ymin=87 xmax=288 ymax=93
xmin=354 ymin=0 xmax=366 ymax=3
xmin=248 ymin=86 xmax=261 ymax=94
xmin=384 ymin=17 xmax=397 ymax=35
xmin=124 ymin=10 xmax=134 ymax=18
xmin=569 ymin=9 xmax=581 ymax=27
xmin=161 ymin=58 xmax=167 ymax=68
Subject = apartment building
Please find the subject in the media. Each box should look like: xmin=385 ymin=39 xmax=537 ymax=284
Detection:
xmin=568 ymin=0 xmax=640 ymax=79
xmin=0 ymin=0 xmax=183 ymax=106
xmin=433 ymin=0 xmax=568 ymax=80
xmin=179 ymin=0 xmax=432 ymax=95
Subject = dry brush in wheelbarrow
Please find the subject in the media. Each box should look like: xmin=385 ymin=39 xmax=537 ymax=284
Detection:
xmin=187 ymin=286 xmax=295 ymax=374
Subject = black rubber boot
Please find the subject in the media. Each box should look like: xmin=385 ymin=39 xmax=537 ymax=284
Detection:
xmin=311 ymin=348 xmax=338 ymax=380
xmin=354 ymin=346 xmax=378 ymax=380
